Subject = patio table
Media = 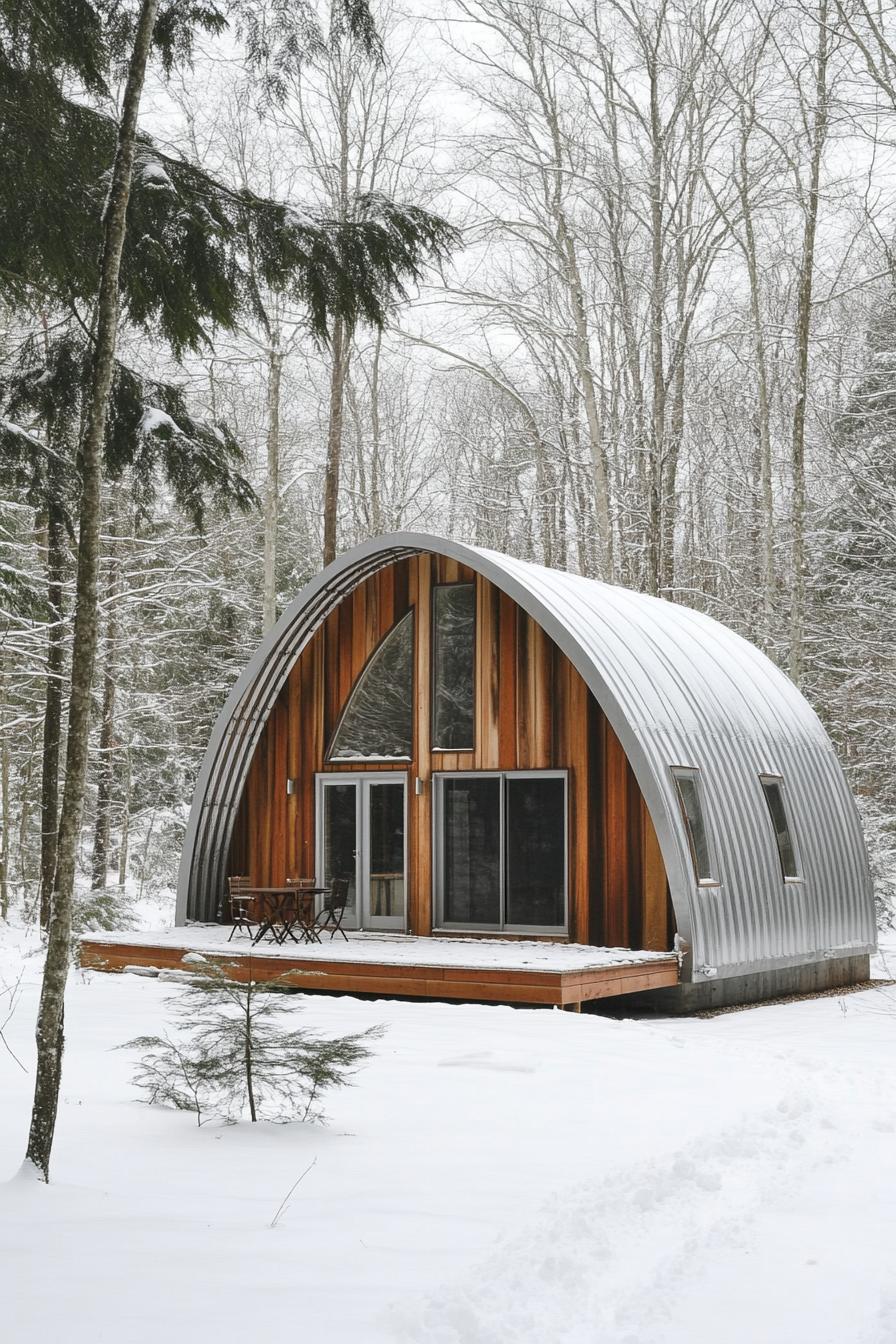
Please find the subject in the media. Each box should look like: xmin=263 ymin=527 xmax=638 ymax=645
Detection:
xmin=242 ymin=887 xmax=329 ymax=946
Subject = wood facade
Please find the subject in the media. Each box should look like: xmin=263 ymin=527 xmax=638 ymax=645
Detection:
xmin=80 ymin=936 xmax=680 ymax=1006
xmin=229 ymin=553 xmax=674 ymax=952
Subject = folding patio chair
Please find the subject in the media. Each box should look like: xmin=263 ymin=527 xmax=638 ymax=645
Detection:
xmin=280 ymin=878 xmax=319 ymax=944
xmin=312 ymin=877 xmax=350 ymax=941
xmin=226 ymin=876 xmax=257 ymax=942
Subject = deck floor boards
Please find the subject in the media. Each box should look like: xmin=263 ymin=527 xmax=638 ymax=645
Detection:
xmin=78 ymin=928 xmax=679 ymax=1006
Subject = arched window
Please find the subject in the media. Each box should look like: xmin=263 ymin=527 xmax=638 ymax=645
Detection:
xmin=328 ymin=611 xmax=414 ymax=760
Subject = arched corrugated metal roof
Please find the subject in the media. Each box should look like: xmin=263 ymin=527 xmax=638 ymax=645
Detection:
xmin=176 ymin=532 xmax=875 ymax=981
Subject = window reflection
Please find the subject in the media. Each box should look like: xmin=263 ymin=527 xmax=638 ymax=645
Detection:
xmin=672 ymin=768 xmax=714 ymax=882
xmin=368 ymin=782 xmax=405 ymax=917
xmin=505 ymin=776 xmax=566 ymax=927
xmin=438 ymin=772 xmax=567 ymax=931
xmin=761 ymin=777 xmax=799 ymax=879
xmin=442 ymin=776 xmax=501 ymax=924
xmin=322 ymin=783 xmax=357 ymax=914
xmin=432 ymin=585 xmax=475 ymax=750
xmin=329 ymin=611 xmax=413 ymax=760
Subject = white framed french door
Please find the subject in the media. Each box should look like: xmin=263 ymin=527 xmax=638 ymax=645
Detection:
xmin=315 ymin=773 xmax=407 ymax=931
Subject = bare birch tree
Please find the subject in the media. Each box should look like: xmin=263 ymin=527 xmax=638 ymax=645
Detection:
xmin=26 ymin=0 xmax=161 ymax=1182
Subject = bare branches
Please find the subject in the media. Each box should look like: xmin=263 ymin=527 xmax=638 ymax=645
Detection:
xmin=0 ymin=966 xmax=26 ymax=1072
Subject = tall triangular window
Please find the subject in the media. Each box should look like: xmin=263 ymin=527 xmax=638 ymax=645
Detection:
xmin=328 ymin=611 xmax=414 ymax=760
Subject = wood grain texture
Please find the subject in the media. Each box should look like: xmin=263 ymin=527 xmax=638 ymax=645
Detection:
xmin=411 ymin=555 xmax=432 ymax=935
xmin=641 ymin=797 xmax=670 ymax=951
xmin=79 ymin=938 xmax=680 ymax=1005
xmin=229 ymin=557 xmax=674 ymax=952
xmin=602 ymin=719 xmax=631 ymax=947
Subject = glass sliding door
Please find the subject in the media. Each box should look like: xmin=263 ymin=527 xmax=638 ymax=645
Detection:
xmin=317 ymin=774 xmax=407 ymax=931
xmin=441 ymin=776 xmax=501 ymax=926
xmin=505 ymin=775 xmax=566 ymax=928
xmin=436 ymin=771 xmax=567 ymax=933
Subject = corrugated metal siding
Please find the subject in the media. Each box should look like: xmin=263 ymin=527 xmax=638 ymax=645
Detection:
xmin=176 ymin=534 xmax=876 ymax=980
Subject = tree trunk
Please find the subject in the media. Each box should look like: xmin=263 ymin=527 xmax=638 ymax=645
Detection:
xmin=137 ymin=807 xmax=157 ymax=906
xmin=551 ymin=194 xmax=612 ymax=579
xmin=244 ymin=985 xmax=257 ymax=1122
xmin=646 ymin=64 xmax=667 ymax=599
xmin=567 ymin=243 xmax=612 ymax=579
xmin=321 ymin=76 xmax=352 ymax=568
xmin=556 ymin=460 xmax=568 ymax=570
xmin=117 ymin=743 xmax=131 ymax=890
xmin=90 ymin=556 xmax=120 ymax=890
xmin=535 ymin=68 xmax=613 ymax=578
xmin=535 ymin=436 xmax=554 ymax=568
xmin=567 ymin=426 xmax=597 ymax=578
xmin=0 ymin=681 xmax=10 ymax=921
xmin=790 ymin=0 xmax=829 ymax=685
xmin=262 ymin=338 xmax=282 ymax=632
xmin=25 ymin=0 xmax=159 ymax=1182
xmin=39 ymin=488 xmax=66 ymax=929
xmin=740 ymin=136 xmax=775 ymax=636
xmin=606 ymin=186 xmax=651 ymax=581
xmin=369 ymin=328 xmax=383 ymax=534
xmin=660 ymin=354 xmax=685 ymax=595
xmin=17 ymin=737 xmax=33 ymax=903
xmin=322 ymin=317 xmax=349 ymax=566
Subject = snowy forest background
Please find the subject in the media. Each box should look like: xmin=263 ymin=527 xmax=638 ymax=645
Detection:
xmin=2 ymin=0 xmax=896 ymax=928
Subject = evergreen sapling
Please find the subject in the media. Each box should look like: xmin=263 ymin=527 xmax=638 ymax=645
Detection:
xmin=123 ymin=954 xmax=382 ymax=1125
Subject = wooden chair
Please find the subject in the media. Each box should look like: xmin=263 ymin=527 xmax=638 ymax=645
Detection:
xmin=282 ymin=877 xmax=318 ymax=944
xmin=312 ymin=877 xmax=350 ymax=942
xmin=226 ymin=875 xmax=257 ymax=942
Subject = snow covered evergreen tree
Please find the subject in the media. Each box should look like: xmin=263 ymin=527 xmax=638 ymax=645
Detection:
xmin=2 ymin=0 xmax=455 ymax=1181
xmin=125 ymin=954 xmax=382 ymax=1124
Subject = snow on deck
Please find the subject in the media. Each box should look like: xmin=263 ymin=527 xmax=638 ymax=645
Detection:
xmin=78 ymin=925 xmax=677 ymax=976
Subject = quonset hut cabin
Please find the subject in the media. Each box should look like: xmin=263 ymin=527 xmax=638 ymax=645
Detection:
xmin=83 ymin=533 xmax=876 ymax=1010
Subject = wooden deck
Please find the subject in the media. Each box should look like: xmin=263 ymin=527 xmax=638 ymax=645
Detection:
xmin=78 ymin=928 xmax=680 ymax=1007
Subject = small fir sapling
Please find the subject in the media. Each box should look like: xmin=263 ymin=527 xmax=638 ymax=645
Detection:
xmin=73 ymin=883 xmax=136 ymax=935
xmin=123 ymin=955 xmax=382 ymax=1124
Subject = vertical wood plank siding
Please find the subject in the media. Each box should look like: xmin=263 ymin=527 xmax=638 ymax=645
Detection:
xmin=230 ymin=555 xmax=672 ymax=951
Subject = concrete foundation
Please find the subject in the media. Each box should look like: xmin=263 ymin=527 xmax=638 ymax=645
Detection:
xmin=620 ymin=953 xmax=872 ymax=1015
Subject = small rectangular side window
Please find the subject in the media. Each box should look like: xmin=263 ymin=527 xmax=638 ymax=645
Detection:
xmin=760 ymin=776 xmax=800 ymax=880
xmin=671 ymin=767 xmax=715 ymax=883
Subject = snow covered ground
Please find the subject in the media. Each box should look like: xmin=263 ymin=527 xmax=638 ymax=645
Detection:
xmin=2 ymin=916 xmax=895 ymax=1344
